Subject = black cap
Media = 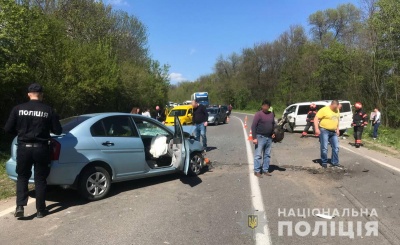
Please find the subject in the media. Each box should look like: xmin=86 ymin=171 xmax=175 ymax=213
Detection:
xmin=28 ymin=83 xmax=43 ymax=93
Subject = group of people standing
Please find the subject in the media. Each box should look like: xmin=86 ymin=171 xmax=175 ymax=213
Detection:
xmin=130 ymin=106 xmax=166 ymax=123
xmin=251 ymin=99 xmax=383 ymax=176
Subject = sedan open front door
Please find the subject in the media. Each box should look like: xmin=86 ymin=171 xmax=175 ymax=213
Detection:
xmin=171 ymin=115 xmax=190 ymax=175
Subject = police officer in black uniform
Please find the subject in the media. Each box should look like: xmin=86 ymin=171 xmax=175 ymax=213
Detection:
xmin=4 ymin=83 xmax=62 ymax=218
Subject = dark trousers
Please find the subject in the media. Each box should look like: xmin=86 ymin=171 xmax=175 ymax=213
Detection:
xmin=373 ymin=123 xmax=380 ymax=138
xmin=353 ymin=126 xmax=364 ymax=145
xmin=16 ymin=145 xmax=50 ymax=211
xmin=302 ymin=122 xmax=315 ymax=135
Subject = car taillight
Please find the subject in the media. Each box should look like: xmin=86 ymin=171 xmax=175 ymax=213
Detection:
xmin=51 ymin=139 xmax=61 ymax=161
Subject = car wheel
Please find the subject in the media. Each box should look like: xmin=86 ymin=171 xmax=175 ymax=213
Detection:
xmin=188 ymin=152 xmax=203 ymax=176
xmin=284 ymin=123 xmax=293 ymax=133
xmin=79 ymin=166 xmax=111 ymax=201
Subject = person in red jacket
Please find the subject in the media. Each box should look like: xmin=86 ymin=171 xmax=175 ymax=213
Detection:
xmin=352 ymin=102 xmax=368 ymax=148
xmin=301 ymin=103 xmax=318 ymax=138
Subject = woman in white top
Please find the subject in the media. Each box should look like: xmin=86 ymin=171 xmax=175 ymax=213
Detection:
xmin=373 ymin=107 xmax=381 ymax=140
xmin=142 ymin=109 xmax=151 ymax=117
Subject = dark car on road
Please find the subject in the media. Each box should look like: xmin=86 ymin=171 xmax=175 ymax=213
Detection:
xmin=207 ymin=107 xmax=228 ymax=125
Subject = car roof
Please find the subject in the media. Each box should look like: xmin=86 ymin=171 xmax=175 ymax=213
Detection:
xmin=288 ymin=100 xmax=351 ymax=106
xmin=171 ymin=105 xmax=192 ymax=109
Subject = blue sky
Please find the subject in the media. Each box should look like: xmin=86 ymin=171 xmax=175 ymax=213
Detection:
xmin=107 ymin=0 xmax=359 ymax=84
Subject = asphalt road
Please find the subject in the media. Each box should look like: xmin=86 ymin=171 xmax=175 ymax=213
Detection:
xmin=1 ymin=112 xmax=400 ymax=245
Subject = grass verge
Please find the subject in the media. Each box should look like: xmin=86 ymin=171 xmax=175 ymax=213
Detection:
xmin=0 ymin=150 xmax=15 ymax=200
xmin=346 ymin=125 xmax=400 ymax=155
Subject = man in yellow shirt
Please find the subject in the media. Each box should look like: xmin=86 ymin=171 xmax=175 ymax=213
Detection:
xmin=314 ymin=100 xmax=341 ymax=168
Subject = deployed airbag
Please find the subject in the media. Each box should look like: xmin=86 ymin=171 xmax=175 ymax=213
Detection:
xmin=150 ymin=135 xmax=168 ymax=158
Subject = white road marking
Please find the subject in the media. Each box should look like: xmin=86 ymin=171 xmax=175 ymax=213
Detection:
xmin=341 ymin=145 xmax=400 ymax=173
xmin=0 ymin=198 xmax=36 ymax=217
xmin=234 ymin=116 xmax=272 ymax=245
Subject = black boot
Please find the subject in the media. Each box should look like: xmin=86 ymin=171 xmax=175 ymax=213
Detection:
xmin=355 ymin=144 xmax=360 ymax=148
xmin=14 ymin=206 xmax=24 ymax=218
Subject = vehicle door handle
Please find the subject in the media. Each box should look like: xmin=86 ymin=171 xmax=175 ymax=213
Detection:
xmin=102 ymin=141 xmax=114 ymax=146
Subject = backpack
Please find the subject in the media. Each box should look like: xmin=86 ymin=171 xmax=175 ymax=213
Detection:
xmin=273 ymin=126 xmax=285 ymax=143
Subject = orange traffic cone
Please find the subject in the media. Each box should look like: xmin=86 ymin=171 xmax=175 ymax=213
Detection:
xmin=244 ymin=120 xmax=247 ymax=128
xmin=204 ymin=158 xmax=210 ymax=165
xmin=248 ymin=130 xmax=253 ymax=141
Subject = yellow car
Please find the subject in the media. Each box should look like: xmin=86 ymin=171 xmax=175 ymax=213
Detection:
xmin=165 ymin=105 xmax=193 ymax=126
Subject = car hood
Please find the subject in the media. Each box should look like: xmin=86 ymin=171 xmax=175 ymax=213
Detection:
xmin=167 ymin=125 xmax=196 ymax=135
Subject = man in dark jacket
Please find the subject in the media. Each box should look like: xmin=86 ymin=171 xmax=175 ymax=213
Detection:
xmin=352 ymin=102 xmax=368 ymax=148
xmin=4 ymin=83 xmax=62 ymax=218
xmin=192 ymin=100 xmax=208 ymax=151
xmin=154 ymin=105 xmax=166 ymax=123
xmin=251 ymin=99 xmax=276 ymax=178
xmin=301 ymin=103 xmax=318 ymax=138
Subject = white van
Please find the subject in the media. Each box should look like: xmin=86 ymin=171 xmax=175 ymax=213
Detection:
xmin=283 ymin=100 xmax=353 ymax=134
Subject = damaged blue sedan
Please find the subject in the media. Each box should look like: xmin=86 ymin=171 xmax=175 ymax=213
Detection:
xmin=6 ymin=113 xmax=205 ymax=200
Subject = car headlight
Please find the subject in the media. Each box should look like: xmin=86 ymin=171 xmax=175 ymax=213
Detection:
xmin=209 ymin=116 xmax=214 ymax=120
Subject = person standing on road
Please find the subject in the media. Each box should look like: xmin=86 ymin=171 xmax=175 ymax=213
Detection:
xmin=4 ymin=83 xmax=62 ymax=218
xmin=251 ymin=99 xmax=276 ymax=178
xmin=301 ymin=103 xmax=318 ymax=138
xmin=154 ymin=105 xmax=166 ymax=123
xmin=352 ymin=102 xmax=368 ymax=148
xmin=314 ymin=100 xmax=341 ymax=168
xmin=372 ymin=107 xmax=381 ymax=140
xmin=227 ymin=104 xmax=233 ymax=117
xmin=192 ymin=100 xmax=208 ymax=152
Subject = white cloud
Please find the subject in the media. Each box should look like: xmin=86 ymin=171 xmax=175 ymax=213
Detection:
xmin=169 ymin=72 xmax=187 ymax=84
xmin=106 ymin=0 xmax=129 ymax=6
xmin=189 ymin=48 xmax=197 ymax=55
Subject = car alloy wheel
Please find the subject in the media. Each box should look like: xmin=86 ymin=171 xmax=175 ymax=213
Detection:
xmin=79 ymin=166 xmax=111 ymax=201
xmin=190 ymin=153 xmax=203 ymax=175
xmin=86 ymin=172 xmax=108 ymax=196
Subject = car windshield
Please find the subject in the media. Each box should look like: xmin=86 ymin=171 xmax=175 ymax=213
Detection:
xmin=60 ymin=116 xmax=91 ymax=134
xmin=196 ymin=97 xmax=208 ymax=102
xmin=207 ymin=108 xmax=218 ymax=114
xmin=169 ymin=109 xmax=187 ymax=117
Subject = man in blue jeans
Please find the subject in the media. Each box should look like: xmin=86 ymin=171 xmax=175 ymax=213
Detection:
xmin=251 ymin=100 xmax=276 ymax=178
xmin=192 ymin=100 xmax=208 ymax=151
xmin=314 ymin=100 xmax=341 ymax=168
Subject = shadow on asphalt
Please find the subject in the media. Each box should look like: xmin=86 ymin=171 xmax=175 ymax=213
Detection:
xmin=180 ymin=175 xmax=202 ymax=187
xmin=268 ymin=165 xmax=286 ymax=173
xmin=24 ymin=172 xmax=208 ymax=217
xmin=206 ymin=146 xmax=217 ymax=152
xmin=313 ymin=159 xmax=339 ymax=167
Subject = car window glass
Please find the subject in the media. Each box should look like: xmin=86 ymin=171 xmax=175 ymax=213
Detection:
xmin=133 ymin=118 xmax=171 ymax=137
xmin=340 ymin=103 xmax=351 ymax=113
xmin=286 ymin=106 xmax=296 ymax=114
xmin=316 ymin=105 xmax=325 ymax=110
xmin=298 ymin=105 xmax=310 ymax=115
xmin=90 ymin=121 xmax=107 ymax=136
xmin=61 ymin=116 xmax=91 ymax=134
xmin=188 ymin=109 xmax=193 ymax=114
xmin=92 ymin=116 xmax=138 ymax=137
xmin=169 ymin=109 xmax=187 ymax=117
xmin=207 ymin=109 xmax=218 ymax=114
